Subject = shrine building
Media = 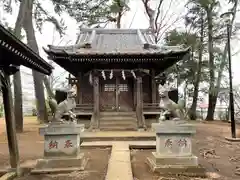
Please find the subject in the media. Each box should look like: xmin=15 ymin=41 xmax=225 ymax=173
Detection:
xmin=44 ymin=28 xmax=190 ymax=130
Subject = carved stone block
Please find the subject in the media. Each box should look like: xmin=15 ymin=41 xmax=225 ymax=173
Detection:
xmin=147 ymin=121 xmax=206 ymax=177
xmin=31 ymin=123 xmax=87 ymax=174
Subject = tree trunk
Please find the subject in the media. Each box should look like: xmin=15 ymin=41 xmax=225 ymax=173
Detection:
xmin=23 ymin=0 xmax=48 ymax=123
xmin=43 ymin=76 xmax=55 ymax=99
xmin=205 ymin=9 xmax=215 ymax=121
xmin=13 ymin=0 xmax=27 ymax=132
xmin=189 ymin=13 xmax=204 ymax=120
xmin=42 ymin=58 xmax=55 ymax=112
xmin=43 ymin=76 xmax=56 ymax=116
xmin=116 ymin=12 xmax=122 ymax=28
xmin=142 ymin=0 xmax=155 ymax=33
xmin=206 ymin=94 xmax=217 ymax=120
xmin=116 ymin=0 xmax=122 ymax=28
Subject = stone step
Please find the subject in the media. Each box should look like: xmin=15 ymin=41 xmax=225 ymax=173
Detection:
xmin=100 ymin=121 xmax=137 ymax=131
xmin=100 ymin=124 xmax=137 ymax=130
xmin=100 ymin=116 xmax=137 ymax=121
xmin=100 ymin=115 xmax=136 ymax=119
xmin=100 ymin=112 xmax=136 ymax=117
xmin=100 ymin=126 xmax=137 ymax=131
xmin=99 ymin=111 xmax=137 ymax=131
xmin=100 ymin=121 xmax=137 ymax=126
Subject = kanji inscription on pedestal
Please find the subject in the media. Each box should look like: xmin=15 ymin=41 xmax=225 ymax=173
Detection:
xmin=164 ymin=139 xmax=173 ymax=148
xmin=48 ymin=140 xmax=58 ymax=149
xmin=164 ymin=138 xmax=189 ymax=149
xmin=64 ymin=140 xmax=73 ymax=148
xmin=177 ymin=138 xmax=187 ymax=147
xmin=161 ymin=136 xmax=191 ymax=156
xmin=44 ymin=134 xmax=79 ymax=156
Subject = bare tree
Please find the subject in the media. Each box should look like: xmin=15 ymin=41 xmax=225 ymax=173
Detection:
xmin=142 ymin=0 xmax=184 ymax=43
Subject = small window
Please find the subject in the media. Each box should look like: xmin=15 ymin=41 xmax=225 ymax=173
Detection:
xmin=119 ymin=84 xmax=128 ymax=92
xmin=104 ymin=84 xmax=115 ymax=91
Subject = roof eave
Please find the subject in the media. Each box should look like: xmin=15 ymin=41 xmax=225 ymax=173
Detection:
xmin=44 ymin=46 xmax=190 ymax=58
xmin=1 ymin=24 xmax=53 ymax=75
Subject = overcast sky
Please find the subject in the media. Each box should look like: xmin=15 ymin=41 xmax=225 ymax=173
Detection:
xmin=1 ymin=0 xmax=240 ymax=107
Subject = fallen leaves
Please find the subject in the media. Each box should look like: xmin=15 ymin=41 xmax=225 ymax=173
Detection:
xmin=200 ymin=148 xmax=220 ymax=159
xmin=205 ymin=172 xmax=221 ymax=179
xmin=229 ymin=156 xmax=240 ymax=162
xmin=235 ymin=166 xmax=240 ymax=176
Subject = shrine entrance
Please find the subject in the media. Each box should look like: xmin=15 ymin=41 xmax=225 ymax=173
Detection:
xmin=100 ymin=77 xmax=133 ymax=112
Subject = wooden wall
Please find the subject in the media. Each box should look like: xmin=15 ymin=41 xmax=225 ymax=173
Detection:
xmin=81 ymin=76 xmax=93 ymax=104
xmin=142 ymin=76 xmax=151 ymax=103
xmin=77 ymin=73 xmax=157 ymax=106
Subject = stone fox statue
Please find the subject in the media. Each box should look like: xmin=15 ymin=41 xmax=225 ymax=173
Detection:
xmin=49 ymin=85 xmax=77 ymax=123
xmin=158 ymin=84 xmax=188 ymax=121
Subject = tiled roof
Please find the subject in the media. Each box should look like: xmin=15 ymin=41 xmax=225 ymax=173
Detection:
xmin=45 ymin=28 xmax=190 ymax=56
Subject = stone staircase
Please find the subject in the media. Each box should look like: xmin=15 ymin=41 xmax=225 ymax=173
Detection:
xmin=99 ymin=112 xmax=138 ymax=131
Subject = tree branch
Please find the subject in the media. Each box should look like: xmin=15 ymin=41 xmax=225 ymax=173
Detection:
xmin=154 ymin=0 xmax=164 ymax=34
xmin=157 ymin=16 xmax=183 ymax=42
xmin=142 ymin=0 xmax=155 ymax=31
xmin=158 ymin=0 xmax=174 ymax=32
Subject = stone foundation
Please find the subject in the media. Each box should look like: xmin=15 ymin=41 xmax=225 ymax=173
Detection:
xmin=32 ymin=123 xmax=87 ymax=174
xmin=150 ymin=152 xmax=198 ymax=166
xmin=32 ymin=153 xmax=87 ymax=174
xmin=146 ymin=157 xmax=205 ymax=177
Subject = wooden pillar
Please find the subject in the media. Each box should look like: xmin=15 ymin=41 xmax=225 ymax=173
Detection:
xmin=93 ymin=73 xmax=100 ymax=128
xmin=156 ymin=83 xmax=160 ymax=103
xmin=133 ymin=80 xmax=137 ymax=110
xmin=136 ymin=76 xmax=144 ymax=128
xmin=115 ymin=77 xmax=119 ymax=111
xmin=151 ymin=69 xmax=157 ymax=103
xmin=77 ymin=72 xmax=82 ymax=104
xmin=1 ymin=71 xmax=20 ymax=171
xmin=68 ymin=73 xmax=71 ymax=85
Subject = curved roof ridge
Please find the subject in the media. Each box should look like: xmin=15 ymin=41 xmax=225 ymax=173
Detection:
xmin=79 ymin=28 xmax=152 ymax=34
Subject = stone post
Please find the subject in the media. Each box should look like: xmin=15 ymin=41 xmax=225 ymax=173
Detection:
xmin=32 ymin=123 xmax=87 ymax=173
xmin=147 ymin=121 xmax=205 ymax=176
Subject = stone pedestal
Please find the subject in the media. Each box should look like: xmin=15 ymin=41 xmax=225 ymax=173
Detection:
xmin=147 ymin=121 xmax=205 ymax=177
xmin=32 ymin=123 xmax=87 ymax=174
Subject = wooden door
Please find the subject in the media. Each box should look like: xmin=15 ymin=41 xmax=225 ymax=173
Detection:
xmin=117 ymin=78 xmax=133 ymax=111
xmin=100 ymin=79 xmax=116 ymax=111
